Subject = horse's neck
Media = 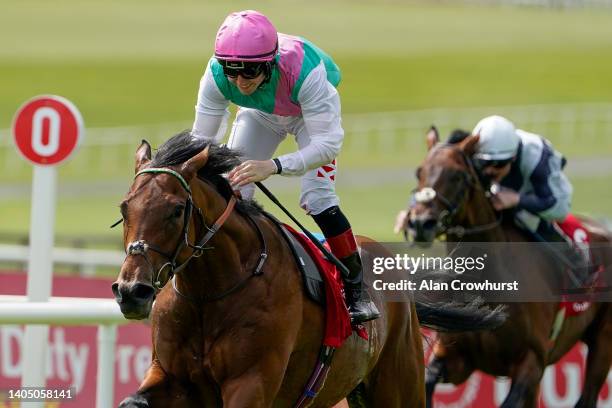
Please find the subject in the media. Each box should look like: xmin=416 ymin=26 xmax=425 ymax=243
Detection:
xmin=453 ymin=189 xmax=507 ymax=242
xmin=175 ymin=181 xmax=260 ymax=308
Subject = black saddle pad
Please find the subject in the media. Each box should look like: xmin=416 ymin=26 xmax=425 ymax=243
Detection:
xmin=262 ymin=212 xmax=325 ymax=305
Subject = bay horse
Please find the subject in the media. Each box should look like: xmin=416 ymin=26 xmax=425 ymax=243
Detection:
xmin=112 ymin=131 xmax=505 ymax=407
xmin=401 ymin=130 xmax=612 ymax=408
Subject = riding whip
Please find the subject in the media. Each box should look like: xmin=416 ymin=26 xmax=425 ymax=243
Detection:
xmin=255 ymin=182 xmax=351 ymax=278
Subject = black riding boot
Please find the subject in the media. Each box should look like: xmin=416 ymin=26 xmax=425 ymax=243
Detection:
xmin=312 ymin=206 xmax=381 ymax=324
xmin=538 ymin=222 xmax=591 ymax=287
xmin=340 ymin=252 xmax=381 ymax=324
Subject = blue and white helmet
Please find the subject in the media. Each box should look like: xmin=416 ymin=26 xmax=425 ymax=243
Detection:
xmin=472 ymin=115 xmax=520 ymax=161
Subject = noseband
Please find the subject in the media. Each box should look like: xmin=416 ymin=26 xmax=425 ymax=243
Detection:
xmin=125 ymin=168 xmax=236 ymax=289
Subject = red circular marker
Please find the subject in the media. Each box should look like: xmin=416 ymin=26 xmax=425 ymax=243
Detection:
xmin=12 ymin=95 xmax=84 ymax=166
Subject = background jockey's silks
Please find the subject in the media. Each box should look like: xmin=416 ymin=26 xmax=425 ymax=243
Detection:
xmin=499 ymin=129 xmax=572 ymax=231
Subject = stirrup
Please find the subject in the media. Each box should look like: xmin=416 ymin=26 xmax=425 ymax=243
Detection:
xmin=349 ymin=300 xmax=381 ymax=324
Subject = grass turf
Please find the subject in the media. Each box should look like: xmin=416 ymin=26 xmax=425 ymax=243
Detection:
xmin=1 ymin=174 xmax=610 ymax=244
xmin=1 ymin=0 xmax=611 ymax=245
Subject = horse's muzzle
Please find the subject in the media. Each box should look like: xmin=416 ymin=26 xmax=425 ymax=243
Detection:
xmin=118 ymin=393 xmax=149 ymax=408
xmin=112 ymin=281 xmax=155 ymax=320
xmin=409 ymin=213 xmax=438 ymax=245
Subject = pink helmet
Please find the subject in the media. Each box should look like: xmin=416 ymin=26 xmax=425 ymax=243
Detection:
xmin=214 ymin=10 xmax=278 ymax=62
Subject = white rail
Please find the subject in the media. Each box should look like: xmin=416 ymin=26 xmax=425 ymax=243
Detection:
xmin=1 ymin=102 xmax=612 ymax=174
xmin=0 ymin=244 xmax=124 ymax=276
xmin=0 ymin=299 xmax=128 ymax=408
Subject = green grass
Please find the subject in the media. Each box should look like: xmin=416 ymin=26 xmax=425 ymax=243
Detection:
xmin=571 ymin=175 xmax=612 ymax=218
xmin=1 ymin=0 xmax=611 ymax=247
xmin=2 ymin=1 xmax=612 ymax=61
xmin=339 ymin=50 xmax=612 ymax=113
xmin=2 ymin=51 xmax=612 ymax=128
xmin=2 ymin=1 xmax=612 ymax=127
xmin=2 ymin=48 xmax=612 ymax=183
xmin=1 ymin=174 xmax=610 ymax=245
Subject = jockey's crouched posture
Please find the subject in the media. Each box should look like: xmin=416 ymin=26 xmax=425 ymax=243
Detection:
xmin=471 ymin=115 xmax=589 ymax=283
xmin=191 ymin=10 xmax=380 ymax=323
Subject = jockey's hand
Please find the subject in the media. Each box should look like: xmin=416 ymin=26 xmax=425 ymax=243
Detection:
xmin=228 ymin=160 xmax=277 ymax=187
xmin=490 ymin=188 xmax=520 ymax=211
xmin=393 ymin=210 xmax=409 ymax=234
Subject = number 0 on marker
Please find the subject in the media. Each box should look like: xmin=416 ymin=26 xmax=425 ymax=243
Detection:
xmin=12 ymin=95 xmax=84 ymax=166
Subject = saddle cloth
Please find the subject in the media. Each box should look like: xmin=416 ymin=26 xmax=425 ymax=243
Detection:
xmin=555 ymin=214 xmax=598 ymax=317
xmin=262 ymin=212 xmax=366 ymax=347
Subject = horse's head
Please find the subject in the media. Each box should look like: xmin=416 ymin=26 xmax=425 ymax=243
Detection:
xmin=111 ymin=136 xmax=213 ymax=320
xmin=406 ymin=127 xmax=484 ymax=244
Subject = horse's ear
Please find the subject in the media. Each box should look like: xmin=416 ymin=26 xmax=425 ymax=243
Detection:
xmin=459 ymin=134 xmax=480 ymax=156
xmin=135 ymin=140 xmax=151 ymax=173
xmin=426 ymin=126 xmax=440 ymax=151
xmin=180 ymin=146 xmax=210 ymax=181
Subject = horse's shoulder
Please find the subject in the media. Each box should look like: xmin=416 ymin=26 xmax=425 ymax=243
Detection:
xmin=355 ymin=235 xmax=388 ymax=257
xmin=355 ymin=235 xmax=376 ymax=245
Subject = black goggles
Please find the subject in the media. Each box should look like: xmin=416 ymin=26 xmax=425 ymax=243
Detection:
xmin=219 ymin=60 xmax=265 ymax=79
xmin=474 ymin=158 xmax=513 ymax=169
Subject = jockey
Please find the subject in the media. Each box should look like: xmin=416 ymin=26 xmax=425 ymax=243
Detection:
xmin=191 ymin=10 xmax=380 ymax=323
xmin=472 ymin=115 xmax=589 ymax=283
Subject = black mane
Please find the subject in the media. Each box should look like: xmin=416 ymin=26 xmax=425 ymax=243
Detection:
xmin=151 ymin=130 xmax=240 ymax=179
xmin=447 ymin=128 xmax=471 ymax=144
xmin=150 ymin=130 xmax=263 ymax=215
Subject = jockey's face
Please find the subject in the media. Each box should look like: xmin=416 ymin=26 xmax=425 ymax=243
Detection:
xmin=228 ymin=72 xmax=266 ymax=95
xmin=482 ymin=161 xmax=513 ymax=182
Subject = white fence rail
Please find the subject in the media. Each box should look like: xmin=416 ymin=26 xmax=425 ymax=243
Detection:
xmin=0 ymin=244 xmax=124 ymax=276
xmin=1 ymin=103 xmax=612 ymax=176
xmin=1 ymin=216 xmax=612 ymax=275
xmin=0 ymin=298 xmax=128 ymax=408
xmin=340 ymin=103 xmax=612 ymax=155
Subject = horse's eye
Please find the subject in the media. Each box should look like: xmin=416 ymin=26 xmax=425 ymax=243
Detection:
xmin=173 ymin=205 xmax=184 ymax=218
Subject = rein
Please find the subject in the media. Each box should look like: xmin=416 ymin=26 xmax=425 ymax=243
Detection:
xmin=173 ymin=208 xmax=268 ymax=303
xmin=124 ymin=167 xmax=267 ymax=301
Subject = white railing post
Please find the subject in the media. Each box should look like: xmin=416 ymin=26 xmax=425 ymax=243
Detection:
xmin=3 ymin=103 xmax=612 ymax=179
xmin=21 ymin=165 xmax=57 ymax=408
xmin=96 ymin=324 xmax=118 ymax=408
xmin=0 ymin=300 xmax=129 ymax=408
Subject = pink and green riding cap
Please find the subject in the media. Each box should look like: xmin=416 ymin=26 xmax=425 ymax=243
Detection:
xmin=210 ymin=11 xmax=341 ymax=116
xmin=215 ymin=10 xmax=278 ymax=62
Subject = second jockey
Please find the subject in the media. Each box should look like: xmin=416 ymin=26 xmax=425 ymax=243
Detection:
xmin=191 ymin=10 xmax=380 ymax=324
xmin=472 ymin=115 xmax=589 ymax=284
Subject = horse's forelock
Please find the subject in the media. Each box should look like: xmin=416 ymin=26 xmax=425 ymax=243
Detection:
xmin=147 ymin=130 xmax=261 ymax=215
xmin=150 ymin=130 xmax=241 ymax=178
xmin=426 ymin=143 xmax=472 ymax=174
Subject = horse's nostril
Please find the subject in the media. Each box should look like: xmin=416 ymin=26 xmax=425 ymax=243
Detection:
xmin=111 ymin=282 xmax=120 ymax=299
xmin=131 ymin=283 xmax=155 ymax=301
xmin=411 ymin=215 xmax=438 ymax=231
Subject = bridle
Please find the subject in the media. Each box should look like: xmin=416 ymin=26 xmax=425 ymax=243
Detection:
xmin=411 ymin=144 xmax=502 ymax=238
xmin=124 ymin=168 xmax=238 ymax=291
